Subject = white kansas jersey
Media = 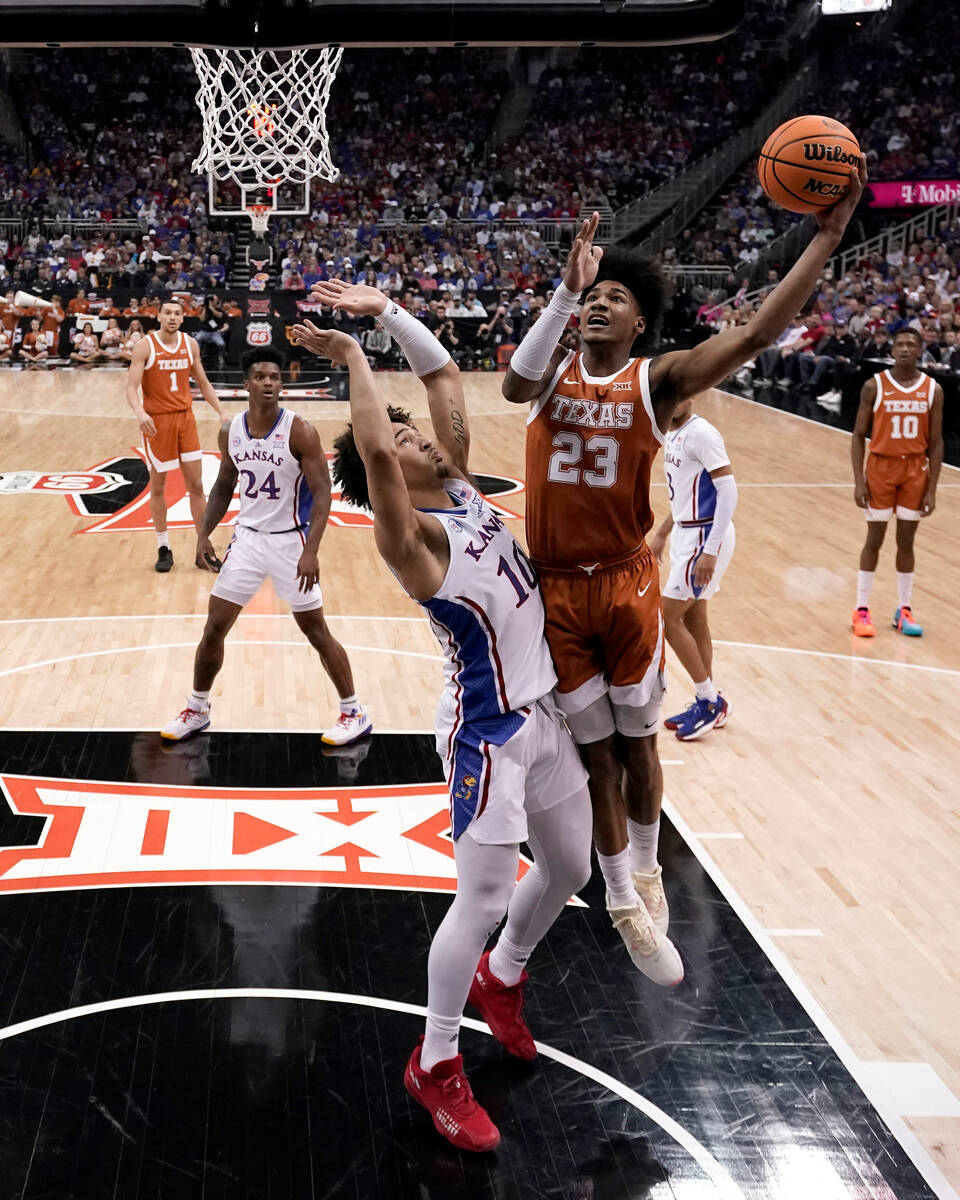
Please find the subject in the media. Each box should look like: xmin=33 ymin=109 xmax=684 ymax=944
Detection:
xmin=417 ymin=479 xmax=557 ymax=736
xmin=228 ymin=408 xmax=312 ymax=534
xmin=662 ymin=414 xmax=730 ymax=525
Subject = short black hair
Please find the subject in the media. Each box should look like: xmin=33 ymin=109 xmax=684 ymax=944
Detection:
xmin=893 ymin=327 xmax=923 ymax=349
xmin=333 ymin=406 xmax=413 ymax=511
xmin=241 ymin=345 xmax=286 ymax=376
xmin=159 ymin=298 xmax=183 ymax=311
xmin=583 ymin=249 xmax=671 ymax=352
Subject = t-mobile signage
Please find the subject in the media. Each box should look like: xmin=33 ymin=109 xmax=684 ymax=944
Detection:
xmin=868 ymin=181 xmax=960 ymax=208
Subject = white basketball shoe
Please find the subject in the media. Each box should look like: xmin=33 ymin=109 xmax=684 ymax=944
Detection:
xmin=605 ymin=894 xmax=684 ymax=987
xmin=321 ymin=707 xmax=372 ymax=747
xmin=632 ymin=865 xmax=670 ymax=934
xmin=161 ymin=702 xmax=211 ymax=741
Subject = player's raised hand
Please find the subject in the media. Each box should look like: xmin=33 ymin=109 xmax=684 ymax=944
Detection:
xmin=290 ymin=320 xmax=362 ymax=366
xmin=308 ymin=279 xmax=389 ymax=317
xmin=563 ymin=211 xmax=604 ymax=294
xmin=816 ymin=155 xmax=867 ymax=239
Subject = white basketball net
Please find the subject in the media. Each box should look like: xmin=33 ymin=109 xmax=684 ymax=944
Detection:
xmin=190 ymin=46 xmax=343 ymax=186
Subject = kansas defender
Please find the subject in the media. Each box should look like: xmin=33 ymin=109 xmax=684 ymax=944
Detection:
xmin=649 ymin=398 xmax=737 ymax=740
xmin=851 ymin=327 xmax=943 ymax=637
xmin=161 ymin=346 xmax=370 ymax=746
xmin=293 ymin=285 xmax=617 ymax=1155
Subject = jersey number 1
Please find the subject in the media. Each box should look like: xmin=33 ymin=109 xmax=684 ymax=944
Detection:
xmin=548 ymin=432 xmax=619 ymax=488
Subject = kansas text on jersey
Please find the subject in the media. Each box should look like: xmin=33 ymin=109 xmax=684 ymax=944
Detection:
xmin=413 ymin=479 xmax=557 ymax=747
xmin=227 ymin=408 xmax=313 ymax=535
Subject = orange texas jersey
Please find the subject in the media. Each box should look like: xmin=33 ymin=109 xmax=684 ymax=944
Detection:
xmin=141 ymin=330 xmax=195 ymax=415
xmin=525 ymin=349 xmax=664 ymax=569
xmin=870 ymin=369 xmax=933 ymax=457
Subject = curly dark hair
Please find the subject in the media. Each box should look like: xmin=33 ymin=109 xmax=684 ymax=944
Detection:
xmin=240 ymin=345 xmax=286 ymax=376
xmin=332 ymin=406 xmax=413 ymax=511
xmin=583 ymin=249 xmax=672 ymax=352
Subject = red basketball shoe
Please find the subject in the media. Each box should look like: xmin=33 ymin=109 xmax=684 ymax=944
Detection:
xmin=403 ymin=1038 xmax=500 ymax=1153
xmin=467 ymin=950 xmax=537 ymax=1061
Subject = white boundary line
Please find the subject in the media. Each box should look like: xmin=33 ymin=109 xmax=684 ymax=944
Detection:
xmin=713 ymin=638 xmax=960 ymax=679
xmin=0 ymin=613 xmax=427 ymax=626
xmin=662 ymin=796 xmax=960 ymax=1200
xmin=0 ymin=641 xmax=444 ymax=681
xmin=0 ymin=986 xmax=745 ymax=1198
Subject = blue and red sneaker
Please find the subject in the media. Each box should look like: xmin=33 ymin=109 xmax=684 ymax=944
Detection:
xmin=674 ymin=695 xmax=729 ymax=741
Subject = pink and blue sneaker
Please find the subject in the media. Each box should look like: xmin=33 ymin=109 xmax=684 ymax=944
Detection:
xmin=893 ymin=607 xmax=923 ymax=637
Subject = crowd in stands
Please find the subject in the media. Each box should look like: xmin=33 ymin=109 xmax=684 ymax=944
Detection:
xmin=0 ymin=0 xmax=808 ymax=299
xmin=681 ymin=212 xmax=960 ymax=412
xmin=662 ymin=0 xmax=960 ymax=273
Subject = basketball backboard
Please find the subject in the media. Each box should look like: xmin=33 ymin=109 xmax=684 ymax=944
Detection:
xmin=0 ymin=0 xmax=744 ymax=47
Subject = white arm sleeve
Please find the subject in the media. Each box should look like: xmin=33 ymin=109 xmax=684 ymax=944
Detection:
xmin=508 ymin=282 xmax=580 ymax=380
xmin=377 ymin=300 xmax=450 ymax=377
xmin=703 ymin=474 xmax=737 ymax=556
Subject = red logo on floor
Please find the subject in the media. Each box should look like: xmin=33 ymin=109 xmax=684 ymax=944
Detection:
xmin=0 ymin=775 xmax=577 ymax=900
xmin=65 ymin=452 xmax=524 ymax=533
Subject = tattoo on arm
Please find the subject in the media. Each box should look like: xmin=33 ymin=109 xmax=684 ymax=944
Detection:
xmin=450 ymin=402 xmax=467 ymax=447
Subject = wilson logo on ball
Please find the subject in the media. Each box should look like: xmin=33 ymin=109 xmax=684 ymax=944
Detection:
xmin=803 ymin=143 xmax=859 ymax=165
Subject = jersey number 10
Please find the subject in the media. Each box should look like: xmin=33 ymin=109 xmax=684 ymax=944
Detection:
xmin=889 ymin=413 xmax=919 ymax=440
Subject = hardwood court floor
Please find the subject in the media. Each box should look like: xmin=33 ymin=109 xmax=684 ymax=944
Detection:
xmin=0 ymin=368 xmax=957 ymax=1195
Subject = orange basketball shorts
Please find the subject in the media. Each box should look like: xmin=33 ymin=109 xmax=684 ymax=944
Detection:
xmin=143 ymin=409 xmax=202 ymax=474
xmin=536 ymin=544 xmax=665 ymax=718
xmin=865 ymin=452 xmax=929 ymax=521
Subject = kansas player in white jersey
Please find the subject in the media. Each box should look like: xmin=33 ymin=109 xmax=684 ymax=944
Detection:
xmin=649 ymin=396 xmax=737 ymax=740
xmin=293 ymin=283 xmax=594 ymax=1155
xmin=160 ymin=346 xmax=370 ymax=747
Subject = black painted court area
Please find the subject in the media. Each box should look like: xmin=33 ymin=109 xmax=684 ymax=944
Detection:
xmin=0 ymin=732 xmax=936 ymax=1200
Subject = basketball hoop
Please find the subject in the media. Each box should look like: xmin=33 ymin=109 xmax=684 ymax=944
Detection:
xmin=247 ymin=204 xmax=272 ymax=237
xmin=189 ymin=46 xmax=343 ymax=187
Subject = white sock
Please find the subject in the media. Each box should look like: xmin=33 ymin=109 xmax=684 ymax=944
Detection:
xmin=597 ymin=847 xmax=636 ymax=908
xmin=339 ymin=693 xmax=360 ymax=715
xmin=421 ymin=1010 xmax=461 ymax=1072
xmin=856 ymin=570 xmax=874 ymax=609
xmin=377 ymin=300 xmax=450 ymax=376
xmin=627 ymin=817 xmax=660 ymax=875
xmin=896 ymin=572 xmax=914 ymax=609
xmin=189 ymin=689 xmax=210 ymax=711
xmin=488 ymin=933 xmax=532 ymax=987
xmin=694 ymin=677 xmax=719 ymax=704
xmin=156 ymin=530 xmax=170 ymax=549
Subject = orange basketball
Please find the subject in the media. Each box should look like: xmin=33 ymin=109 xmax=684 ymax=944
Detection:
xmin=758 ymin=115 xmax=861 ymax=214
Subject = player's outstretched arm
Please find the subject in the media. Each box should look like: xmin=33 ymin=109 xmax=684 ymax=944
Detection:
xmin=303 ymin=279 xmax=471 ymax=477
xmin=291 ymin=323 xmax=447 ymax=600
xmin=188 ymin=336 xmax=226 ymax=422
xmin=851 ymin=377 xmax=876 ymax=509
xmin=923 ymin=385 xmax=944 ymax=516
xmin=125 ymin=337 xmax=156 ymax=437
xmin=649 ymin=160 xmax=866 ymax=427
xmin=197 ymin=421 xmax=238 ymax=566
xmin=502 ymin=210 xmax=604 ymax=405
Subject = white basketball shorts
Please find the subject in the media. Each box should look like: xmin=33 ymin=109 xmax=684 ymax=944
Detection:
xmin=211 ymin=524 xmax=323 ymax=612
xmin=440 ymin=697 xmax=589 ymax=845
xmin=662 ymin=521 xmax=736 ymax=603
